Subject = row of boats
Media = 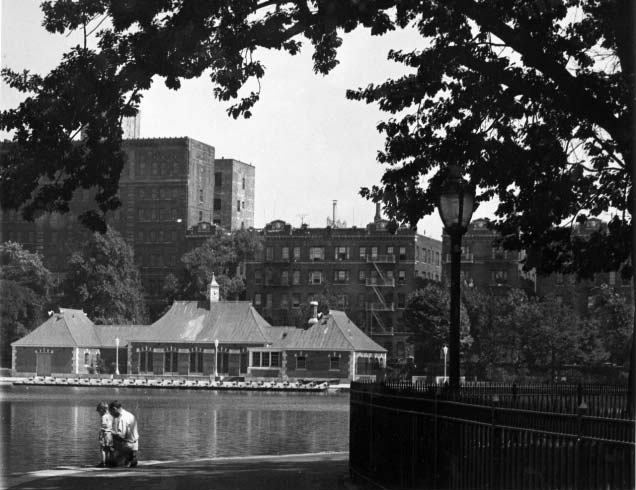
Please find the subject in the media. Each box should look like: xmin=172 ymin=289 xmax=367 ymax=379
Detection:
xmin=13 ymin=376 xmax=334 ymax=391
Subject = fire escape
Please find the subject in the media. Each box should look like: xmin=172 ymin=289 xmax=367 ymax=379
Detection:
xmin=365 ymin=253 xmax=396 ymax=335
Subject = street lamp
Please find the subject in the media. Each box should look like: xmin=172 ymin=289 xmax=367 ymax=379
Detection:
xmin=115 ymin=337 xmax=120 ymax=376
xmin=214 ymin=339 xmax=219 ymax=379
xmin=442 ymin=345 xmax=448 ymax=383
xmin=438 ymin=165 xmax=475 ymax=389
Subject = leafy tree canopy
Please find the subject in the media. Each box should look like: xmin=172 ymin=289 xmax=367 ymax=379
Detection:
xmin=162 ymin=230 xmax=262 ymax=303
xmin=63 ymin=227 xmax=147 ymax=324
xmin=0 ymin=242 xmax=56 ymax=366
xmin=1 ymin=1 xmax=632 ymax=282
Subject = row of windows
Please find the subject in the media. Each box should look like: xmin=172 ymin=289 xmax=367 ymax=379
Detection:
xmin=254 ymin=268 xmax=408 ymax=285
xmin=136 ymin=230 xmax=179 ymax=243
xmin=136 ymin=158 xmax=183 ymax=178
xmin=253 ymin=292 xmax=407 ymax=309
xmin=214 ymin=172 xmax=247 ymax=190
xmin=263 ymin=245 xmax=410 ymax=262
xmin=137 ymin=187 xmax=183 ymax=200
xmin=137 ymin=208 xmax=180 ymax=221
xmin=416 ymin=246 xmax=441 ymax=265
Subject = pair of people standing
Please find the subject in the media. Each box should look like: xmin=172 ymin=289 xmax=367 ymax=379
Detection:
xmin=96 ymin=400 xmax=139 ymax=467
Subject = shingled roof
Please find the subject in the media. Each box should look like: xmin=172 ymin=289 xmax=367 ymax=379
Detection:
xmin=12 ymin=309 xmax=101 ymax=347
xmin=268 ymin=310 xmax=386 ymax=353
xmin=130 ymin=301 xmax=272 ymax=344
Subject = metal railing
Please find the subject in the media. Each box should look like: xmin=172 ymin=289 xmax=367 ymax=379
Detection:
xmin=366 ymin=278 xmax=395 ymax=287
xmin=350 ymin=381 xmax=635 ymax=490
xmin=365 ymin=254 xmax=396 ymax=263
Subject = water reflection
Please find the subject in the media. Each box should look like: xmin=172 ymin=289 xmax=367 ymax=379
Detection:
xmin=1 ymin=385 xmax=349 ymax=475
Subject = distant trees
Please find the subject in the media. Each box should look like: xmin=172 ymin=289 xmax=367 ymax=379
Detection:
xmin=0 ymin=242 xmax=56 ymax=366
xmin=62 ymin=227 xmax=147 ymax=324
xmin=162 ymin=230 xmax=261 ymax=304
xmin=407 ymin=283 xmax=622 ymax=381
xmin=403 ymin=283 xmax=472 ymax=369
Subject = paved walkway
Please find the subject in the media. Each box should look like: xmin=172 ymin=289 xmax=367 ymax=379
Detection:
xmin=3 ymin=452 xmax=375 ymax=490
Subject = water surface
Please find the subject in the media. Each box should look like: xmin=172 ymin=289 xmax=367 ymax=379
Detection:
xmin=0 ymin=385 xmax=349 ymax=475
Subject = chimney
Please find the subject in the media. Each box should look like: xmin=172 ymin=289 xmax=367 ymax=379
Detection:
xmin=332 ymin=200 xmax=337 ymax=228
xmin=308 ymin=300 xmax=319 ymax=327
xmin=374 ymin=202 xmax=382 ymax=222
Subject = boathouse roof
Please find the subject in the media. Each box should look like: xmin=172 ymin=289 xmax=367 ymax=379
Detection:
xmin=12 ymin=309 xmax=100 ymax=347
xmin=129 ymin=301 xmax=272 ymax=344
xmin=269 ymin=310 xmax=386 ymax=353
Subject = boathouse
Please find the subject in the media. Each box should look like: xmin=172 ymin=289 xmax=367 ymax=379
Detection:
xmin=12 ymin=278 xmax=386 ymax=381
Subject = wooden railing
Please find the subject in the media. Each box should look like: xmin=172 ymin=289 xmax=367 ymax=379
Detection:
xmin=350 ymin=381 xmax=635 ymax=490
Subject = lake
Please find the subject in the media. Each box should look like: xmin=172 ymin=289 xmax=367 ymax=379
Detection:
xmin=0 ymin=384 xmax=350 ymax=476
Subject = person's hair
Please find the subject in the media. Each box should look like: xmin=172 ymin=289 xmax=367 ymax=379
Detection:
xmin=108 ymin=400 xmax=122 ymax=411
xmin=96 ymin=402 xmax=108 ymax=413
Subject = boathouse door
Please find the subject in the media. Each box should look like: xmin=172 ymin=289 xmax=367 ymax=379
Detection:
xmin=36 ymin=350 xmax=53 ymax=376
xmin=228 ymin=353 xmax=240 ymax=377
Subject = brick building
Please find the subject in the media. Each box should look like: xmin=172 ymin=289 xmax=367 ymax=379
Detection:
xmin=441 ymin=218 xmax=535 ymax=293
xmin=245 ymin=210 xmax=442 ymax=363
xmin=442 ymin=217 xmax=631 ymax=313
xmin=0 ymin=137 xmax=255 ymax=309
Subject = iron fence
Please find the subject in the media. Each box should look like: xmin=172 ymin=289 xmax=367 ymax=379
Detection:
xmin=350 ymin=382 xmax=635 ymax=490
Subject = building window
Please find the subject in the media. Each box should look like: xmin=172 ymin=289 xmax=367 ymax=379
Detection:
xmin=358 ymin=270 xmax=366 ymax=282
xmin=215 ymin=172 xmax=222 ymax=187
xmin=237 ymin=200 xmax=241 ymax=212
xmin=399 ymin=247 xmax=407 ymax=260
xmin=254 ymin=269 xmax=262 ymax=284
xmin=252 ymin=351 xmax=281 ymax=368
xmin=293 ymin=247 xmax=301 ymax=260
xmin=334 ymin=270 xmax=349 ymax=283
xmin=242 ymin=177 xmax=246 ymax=189
xmin=359 ymin=247 xmax=366 ymax=260
xmin=199 ymin=189 xmax=203 ymax=203
xmin=280 ymin=294 xmax=289 ymax=308
xmin=291 ymin=293 xmax=301 ymax=308
xmin=330 ymin=356 xmax=340 ymax=370
xmin=370 ymin=247 xmax=378 ymax=259
xmin=292 ymin=270 xmax=300 ymax=285
xmin=164 ymin=349 xmax=179 ymax=374
xmin=336 ymin=294 xmax=348 ymax=308
xmin=139 ymin=349 xmax=153 ymax=374
xmin=280 ymin=270 xmax=289 ymax=286
xmin=265 ymin=247 xmax=274 ymax=261
xmin=335 ymin=246 xmax=349 ymax=261
xmin=198 ymin=211 xmax=203 ymax=222
xmin=254 ymin=293 xmax=262 ymax=306
xmin=282 ymin=247 xmax=289 ymax=260
xmin=84 ymin=352 xmax=90 ymax=365
xmin=309 ymin=247 xmax=324 ymax=261
xmin=265 ymin=294 xmax=272 ymax=308
xmin=387 ymin=246 xmax=394 ymax=256
xmin=296 ymin=356 xmax=306 ymax=369
xmin=242 ymin=201 xmax=245 ymax=210
xmin=398 ymin=270 xmax=406 ymax=284
xmin=190 ymin=350 xmax=203 ymax=374
xmin=309 ymin=270 xmax=323 ymax=284
xmin=397 ymin=293 xmax=406 ymax=309
xmin=214 ymin=199 xmax=221 ymax=211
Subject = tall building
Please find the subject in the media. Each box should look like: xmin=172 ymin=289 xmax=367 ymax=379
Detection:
xmin=245 ymin=209 xmax=442 ymax=363
xmin=0 ymin=136 xmax=255 ymax=312
xmin=441 ymin=218 xmax=534 ymax=292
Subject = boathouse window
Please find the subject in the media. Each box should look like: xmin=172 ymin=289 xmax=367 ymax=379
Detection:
xmin=190 ymin=350 xmax=203 ymax=374
xmin=164 ymin=349 xmax=179 ymax=374
xmin=139 ymin=350 xmax=153 ymax=374
xmin=296 ymin=356 xmax=306 ymax=369
xmin=252 ymin=351 xmax=281 ymax=368
xmin=329 ymin=356 xmax=340 ymax=370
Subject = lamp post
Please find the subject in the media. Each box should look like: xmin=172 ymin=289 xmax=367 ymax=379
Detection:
xmin=115 ymin=337 xmax=120 ymax=376
xmin=438 ymin=165 xmax=475 ymax=390
xmin=442 ymin=345 xmax=448 ymax=383
xmin=214 ymin=339 xmax=219 ymax=379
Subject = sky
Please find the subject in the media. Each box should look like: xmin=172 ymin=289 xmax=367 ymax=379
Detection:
xmin=1 ymin=1 xmax=498 ymax=239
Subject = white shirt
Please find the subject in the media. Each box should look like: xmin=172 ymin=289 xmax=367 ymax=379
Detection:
xmin=113 ymin=408 xmax=139 ymax=451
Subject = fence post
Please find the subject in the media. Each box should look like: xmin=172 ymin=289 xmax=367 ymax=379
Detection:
xmin=575 ymin=400 xmax=588 ymax=490
xmin=434 ymin=387 xmax=439 ymax=489
xmin=490 ymin=394 xmax=501 ymax=490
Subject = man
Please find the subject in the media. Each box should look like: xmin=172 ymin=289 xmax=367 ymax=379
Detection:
xmin=108 ymin=400 xmax=139 ymax=467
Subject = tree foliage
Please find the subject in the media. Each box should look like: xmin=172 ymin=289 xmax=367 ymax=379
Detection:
xmin=162 ymin=230 xmax=262 ymax=303
xmin=62 ymin=227 xmax=147 ymax=324
xmin=0 ymin=242 xmax=56 ymax=366
xmin=403 ymin=283 xmax=472 ymax=367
